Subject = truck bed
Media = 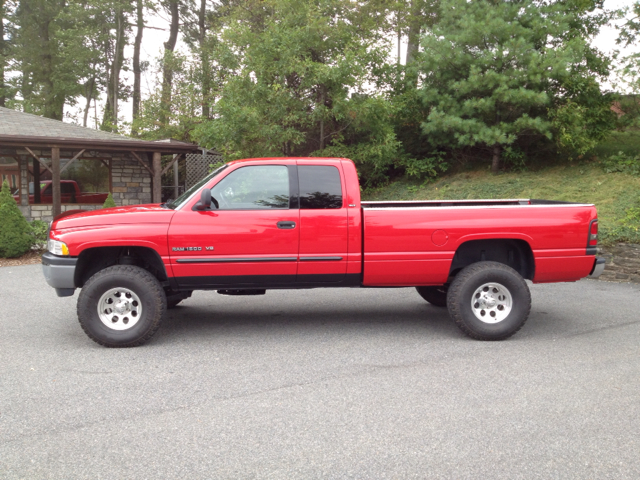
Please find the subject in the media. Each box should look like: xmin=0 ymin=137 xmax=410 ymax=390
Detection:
xmin=362 ymin=199 xmax=584 ymax=208
xmin=361 ymin=199 xmax=597 ymax=286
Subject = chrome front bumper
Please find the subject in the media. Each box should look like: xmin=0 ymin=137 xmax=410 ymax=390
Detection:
xmin=588 ymin=257 xmax=606 ymax=279
xmin=42 ymin=252 xmax=77 ymax=297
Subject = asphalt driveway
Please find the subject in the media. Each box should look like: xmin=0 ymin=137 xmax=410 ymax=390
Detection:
xmin=1 ymin=264 xmax=639 ymax=479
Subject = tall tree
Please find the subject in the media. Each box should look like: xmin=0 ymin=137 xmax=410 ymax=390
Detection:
xmin=194 ymin=0 xmax=400 ymax=184
xmin=131 ymin=0 xmax=144 ymax=135
xmin=617 ymin=2 xmax=640 ymax=93
xmin=198 ymin=0 xmax=211 ymax=119
xmin=101 ymin=1 xmax=130 ymax=132
xmin=419 ymin=0 xmax=615 ymax=172
xmin=159 ymin=0 xmax=179 ymax=129
xmin=13 ymin=0 xmax=67 ymax=119
xmin=0 ymin=0 xmax=7 ymax=107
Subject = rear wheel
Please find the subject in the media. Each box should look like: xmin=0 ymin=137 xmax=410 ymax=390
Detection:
xmin=447 ymin=261 xmax=531 ymax=341
xmin=77 ymin=265 xmax=166 ymax=347
xmin=415 ymin=286 xmax=448 ymax=307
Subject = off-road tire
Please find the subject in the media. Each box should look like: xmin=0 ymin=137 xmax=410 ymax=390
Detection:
xmin=447 ymin=261 xmax=531 ymax=341
xmin=415 ymin=286 xmax=448 ymax=307
xmin=77 ymin=265 xmax=166 ymax=347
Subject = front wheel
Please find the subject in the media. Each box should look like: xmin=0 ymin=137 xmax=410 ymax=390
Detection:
xmin=77 ymin=265 xmax=166 ymax=347
xmin=447 ymin=261 xmax=531 ymax=341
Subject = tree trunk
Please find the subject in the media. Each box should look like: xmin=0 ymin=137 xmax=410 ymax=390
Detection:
xmin=159 ymin=0 xmax=179 ymax=128
xmin=492 ymin=144 xmax=501 ymax=174
xmin=0 ymin=0 xmax=5 ymax=108
xmin=83 ymin=77 xmax=94 ymax=127
xmin=132 ymin=0 xmax=144 ymax=135
xmin=397 ymin=16 xmax=401 ymax=65
xmin=41 ymin=15 xmax=63 ymax=120
xmin=199 ymin=0 xmax=211 ymax=119
xmin=102 ymin=7 xmax=126 ymax=131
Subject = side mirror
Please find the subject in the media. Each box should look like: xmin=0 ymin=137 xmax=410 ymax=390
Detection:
xmin=195 ymin=189 xmax=212 ymax=210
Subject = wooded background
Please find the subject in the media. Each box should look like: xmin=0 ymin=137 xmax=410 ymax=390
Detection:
xmin=1 ymin=0 xmax=640 ymax=186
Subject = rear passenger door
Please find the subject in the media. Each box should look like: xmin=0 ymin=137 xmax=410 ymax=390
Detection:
xmin=297 ymin=162 xmax=349 ymax=283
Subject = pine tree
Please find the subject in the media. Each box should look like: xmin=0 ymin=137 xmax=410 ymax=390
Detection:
xmin=102 ymin=192 xmax=116 ymax=208
xmin=0 ymin=180 xmax=33 ymax=258
xmin=419 ymin=0 xmax=614 ymax=172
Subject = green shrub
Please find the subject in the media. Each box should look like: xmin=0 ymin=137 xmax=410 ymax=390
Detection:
xmin=102 ymin=192 xmax=116 ymax=208
xmin=30 ymin=219 xmax=49 ymax=250
xmin=0 ymin=180 xmax=34 ymax=258
xmin=601 ymin=151 xmax=640 ymax=176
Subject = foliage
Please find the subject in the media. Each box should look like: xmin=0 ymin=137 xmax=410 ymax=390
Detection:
xmin=601 ymin=151 xmax=640 ymax=176
xmin=29 ymin=219 xmax=48 ymax=250
xmin=132 ymin=52 xmax=206 ymax=141
xmin=192 ymin=0 xmax=406 ymax=186
xmin=0 ymin=180 xmax=33 ymax=258
xmin=616 ymin=2 xmax=640 ymax=94
xmin=102 ymin=192 xmax=116 ymax=208
xmin=63 ymin=159 xmax=109 ymax=192
xmin=0 ymin=0 xmax=625 ymax=186
xmin=417 ymin=0 xmax=616 ymax=171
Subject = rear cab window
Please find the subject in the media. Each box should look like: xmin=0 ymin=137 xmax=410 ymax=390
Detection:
xmin=298 ymin=165 xmax=343 ymax=209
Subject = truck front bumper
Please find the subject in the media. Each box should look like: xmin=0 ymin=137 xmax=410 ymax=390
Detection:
xmin=42 ymin=252 xmax=77 ymax=297
xmin=588 ymin=257 xmax=606 ymax=279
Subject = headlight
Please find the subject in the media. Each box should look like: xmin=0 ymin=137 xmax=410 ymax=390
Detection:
xmin=48 ymin=239 xmax=69 ymax=256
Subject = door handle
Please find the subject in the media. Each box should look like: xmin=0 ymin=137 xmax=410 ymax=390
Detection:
xmin=277 ymin=221 xmax=296 ymax=229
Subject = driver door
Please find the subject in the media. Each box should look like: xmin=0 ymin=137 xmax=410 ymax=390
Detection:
xmin=168 ymin=164 xmax=300 ymax=289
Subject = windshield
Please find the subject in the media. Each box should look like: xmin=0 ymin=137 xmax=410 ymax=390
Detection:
xmin=165 ymin=163 xmax=228 ymax=209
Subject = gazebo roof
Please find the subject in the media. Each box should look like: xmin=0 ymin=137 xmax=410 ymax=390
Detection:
xmin=0 ymin=107 xmax=199 ymax=153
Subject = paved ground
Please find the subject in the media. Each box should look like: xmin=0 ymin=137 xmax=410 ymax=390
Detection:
xmin=1 ymin=264 xmax=639 ymax=479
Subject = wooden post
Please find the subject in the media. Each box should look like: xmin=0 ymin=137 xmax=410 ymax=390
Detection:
xmin=19 ymin=156 xmax=28 ymax=207
xmin=152 ymin=151 xmax=162 ymax=203
xmin=52 ymin=147 xmax=61 ymax=216
xmin=173 ymin=160 xmax=179 ymax=199
xmin=33 ymin=156 xmax=41 ymax=204
xmin=108 ymin=159 xmax=112 ymax=193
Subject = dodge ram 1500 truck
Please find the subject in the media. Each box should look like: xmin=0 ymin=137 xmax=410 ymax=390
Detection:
xmin=42 ymin=157 xmax=605 ymax=347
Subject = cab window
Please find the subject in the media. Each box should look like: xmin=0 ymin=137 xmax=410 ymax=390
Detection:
xmin=298 ymin=165 xmax=342 ymax=209
xmin=211 ymin=165 xmax=290 ymax=210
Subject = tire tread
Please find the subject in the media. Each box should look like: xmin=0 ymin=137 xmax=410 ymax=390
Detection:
xmin=77 ymin=265 xmax=166 ymax=348
xmin=447 ymin=261 xmax=531 ymax=341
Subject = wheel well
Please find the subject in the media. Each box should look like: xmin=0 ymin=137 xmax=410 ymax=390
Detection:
xmin=449 ymin=239 xmax=534 ymax=280
xmin=75 ymin=246 xmax=168 ymax=288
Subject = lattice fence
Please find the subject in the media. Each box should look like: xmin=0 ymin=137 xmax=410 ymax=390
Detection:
xmin=185 ymin=153 xmax=223 ymax=188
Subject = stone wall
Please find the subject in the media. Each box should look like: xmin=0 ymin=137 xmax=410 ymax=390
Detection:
xmin=597 ymin=244 xmax=640 ymax=283
xmin=111 ymin=153 xmax=152 ymax=206
xmin=26 ymin=204 xmax=102 ymax=221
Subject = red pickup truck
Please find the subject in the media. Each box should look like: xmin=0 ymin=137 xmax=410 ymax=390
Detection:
xmin=14 ymin=180 xmax=109 ymax=204
xmin=42 ymin=157 xmax=604 ymax=347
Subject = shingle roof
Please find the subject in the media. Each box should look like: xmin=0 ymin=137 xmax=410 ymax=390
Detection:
xmin=0 ymin=106 xmax=145 ymax=142
xmin=0 ymin=107 xmax=199 ymax=153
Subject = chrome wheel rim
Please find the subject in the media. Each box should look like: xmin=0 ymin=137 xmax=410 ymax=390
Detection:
xmin=471 ymin=282 xmax=512 ymax=323
xmin=97 ymin=287 xmax=142 ymax=330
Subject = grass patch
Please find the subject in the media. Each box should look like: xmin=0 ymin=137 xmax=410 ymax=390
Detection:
xmin=363 ymin=161 xmax=640 ymax=245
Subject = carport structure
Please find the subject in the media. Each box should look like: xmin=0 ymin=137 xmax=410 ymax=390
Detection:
xmin=0 ymin=107 xmax=200 ymax=221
